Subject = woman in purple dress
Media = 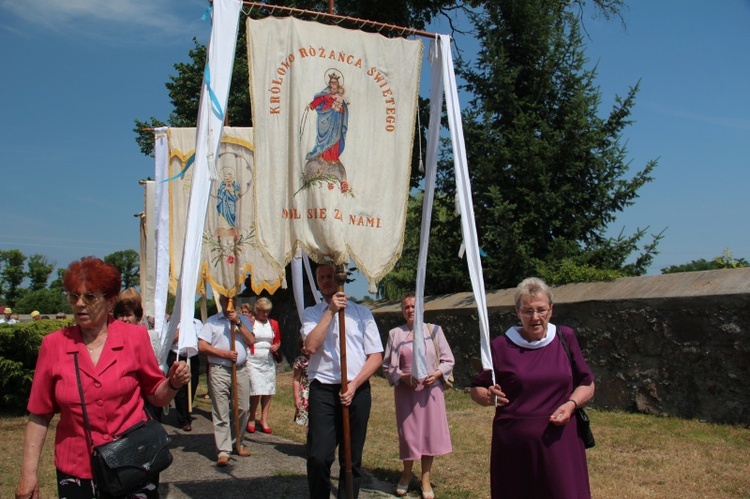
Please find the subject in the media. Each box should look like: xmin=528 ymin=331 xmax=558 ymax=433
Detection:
xmin=470 ymin=277 xmax=595 ymax=499
xmin=383 ymin=292 xmax=454 ymax=499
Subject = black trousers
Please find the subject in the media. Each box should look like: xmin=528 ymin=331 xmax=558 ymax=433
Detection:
xmin=167 ymin=351 xmax=201 ymax=426
xmin=306 ymin=380 xmax=371 ymax=499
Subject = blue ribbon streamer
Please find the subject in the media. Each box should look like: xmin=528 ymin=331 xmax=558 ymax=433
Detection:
xmin=204 ymin=66 xmax=225 ymax=121
xmin=201 ymin=5 xmax=212 ymax=21
xmin=162 ymin=153 xmax=195 ymax=183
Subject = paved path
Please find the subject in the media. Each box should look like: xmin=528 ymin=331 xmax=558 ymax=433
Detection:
xmin=158 ymin=407 xmax=395 ymax=498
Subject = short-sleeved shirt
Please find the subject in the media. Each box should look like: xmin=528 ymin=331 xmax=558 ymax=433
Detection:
xmin=198 ymin=313 xmax=252 ymax=367
xmin=170 ymin=318 xmax=204 ymax=356
xmin=301 ymin=301 xmax=383 ymax=384
xmin=27 ymin=319 xmax=166 ymax=478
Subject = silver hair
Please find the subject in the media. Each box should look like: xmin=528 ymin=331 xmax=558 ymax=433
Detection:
xmin=254 ymin=297 xmax=273 ymax=312
xmin=514 ymin=277 xmax=553 ymax=309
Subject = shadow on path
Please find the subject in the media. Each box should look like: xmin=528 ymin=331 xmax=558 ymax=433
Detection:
xmin=158 ymin=407 xmax=393 ymax=498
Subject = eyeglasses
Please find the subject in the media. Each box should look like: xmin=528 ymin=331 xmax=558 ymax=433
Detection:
xmin=65 ymin=292 xmax=105 ymax=305
xmin=520 ymin=308 xmax=550 ymax=317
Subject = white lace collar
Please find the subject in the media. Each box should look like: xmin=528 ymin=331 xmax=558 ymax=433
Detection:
xmin=505 ymin=323 xmax=557 ymax=349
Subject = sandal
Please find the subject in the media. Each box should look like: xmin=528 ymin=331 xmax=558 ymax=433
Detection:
xmin=395 ymin=474 xmax=411 ymax=497
xmin=421 ymin=489 xmax=435 ymax=499
xmin=395 ymin=483 xmax=409 ymax=496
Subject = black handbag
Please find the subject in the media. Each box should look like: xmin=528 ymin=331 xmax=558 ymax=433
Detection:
xmin=557 ymin=328 xmax=596 ymax=449
xmin=74 ymin=352 xmax=173 ymax=496
xmin=574 ymin=403 xmax=596 ymax=449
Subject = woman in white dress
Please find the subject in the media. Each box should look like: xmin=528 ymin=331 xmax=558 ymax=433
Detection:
xmin=246 ymin=297 xmax=281 ymax=433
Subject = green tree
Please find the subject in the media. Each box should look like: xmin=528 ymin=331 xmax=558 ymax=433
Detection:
xmin=27 ymin=254 xmax=55 ymax=291
xmin=15 ymin=289 xmax=71 ymax=315
xmin=446 ymin=0 xmax=660 ymax=290
xmin=379 ymin=191 xmax=474 ymax=300
xmin=0 ymin=249 xmax=27 ymax=306
xmin=49 ymin=268 xmax=65 ymax=291
xmin=661 ymin=248 xmax=749 ymax=274
xmin=379 ymin=0 xmax=658 ymax=295
xmin=104 ymin=250 xmax=140 ymax=290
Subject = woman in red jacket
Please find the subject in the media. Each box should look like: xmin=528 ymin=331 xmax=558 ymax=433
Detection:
xmin=245 ymin=297 xmax=281 ymax=434
xmin=15 ymin=257 xmax=190 ymax=499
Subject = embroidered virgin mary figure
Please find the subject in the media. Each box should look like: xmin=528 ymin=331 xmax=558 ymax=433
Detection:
xmin=302 ymin=69 xmax=350 ymax=195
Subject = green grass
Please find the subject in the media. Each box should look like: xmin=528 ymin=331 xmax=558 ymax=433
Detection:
xmin=2 ymin=371 xmax=749 ymax=498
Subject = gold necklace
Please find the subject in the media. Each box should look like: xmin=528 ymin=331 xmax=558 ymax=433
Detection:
xmin=86 ymin=333 xmax=108 ymax=353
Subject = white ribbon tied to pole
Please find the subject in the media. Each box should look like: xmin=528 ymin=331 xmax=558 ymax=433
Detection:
xmin=165 ymin=0 xmax=242 ymax=368
xmin=152 ymin=127 xmax=171 ymax=368
xmin=414 ymin=35 xmax=494 ymax=382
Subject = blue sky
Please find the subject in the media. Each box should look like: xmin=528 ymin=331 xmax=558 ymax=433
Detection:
xmin=0 ymin=0 xmax=749 ymax=300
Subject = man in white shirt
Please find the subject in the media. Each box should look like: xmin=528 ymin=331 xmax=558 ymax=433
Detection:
xmin=1 ymin=307 xmax=17 ymax=325
xmin=198 ymin=295 xmax=255 ymax=467
xmin=302 ymin=265 xmax=384 ymax=498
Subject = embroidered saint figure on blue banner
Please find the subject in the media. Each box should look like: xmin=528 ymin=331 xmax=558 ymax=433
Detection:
xmin=216 ymin=167 xmax=241 ymax=242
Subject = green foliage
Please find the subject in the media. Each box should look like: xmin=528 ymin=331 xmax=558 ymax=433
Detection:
xmin=0 ymin=250 xmax=140 ymax=316
xmin=381 ymin=1 xmax=661 ymax=295
xmin=712 ymin=248 xmax=748 ymax=269
xmin=14 ymin=289 xmax=71 ymax=315
xmin=379 ymin=191 xmax=470 ymax=299
xmin=0 ymin=320 xmax=71 ymax=413
xmin=378 ymin=194 xmax=423 ymax=300
xmin=26 ymin=254 xmax=55 ymax=291
xmin=435 ymin=0 xmax=662 ymax=291
xmin=0 ymin=249 xmax=27 ymax=306
xmin=0 ymin=251 xmax=66 ymax=311
xmin=661 ymin=248 xmax=749 ymax=274
xmin=662 ymin=259 xmax=717 ymax=274
xmin=203 ymin=298 xmax=218 ymax=318
xmin=133 ymin=117 xmax=166 ymax=157
xmin=536 ymin=259 xmax=623 ymax=285
xmin=104 ymin=249 xmax=140 ymax=290
xmin=49 ymin=268 xmax=65 ymax=291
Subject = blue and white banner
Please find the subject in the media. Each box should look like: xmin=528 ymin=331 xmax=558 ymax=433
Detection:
xmin=166 ymin=127 xmax=282 ymax=298
xmin=167 ymin=0 xmax=241 ymax=365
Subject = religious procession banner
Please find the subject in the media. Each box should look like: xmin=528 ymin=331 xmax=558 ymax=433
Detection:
xmin=167 ymin=127 xmax=282 ymax=296
xmin=247 ymin=17 xmax=422 ymax=291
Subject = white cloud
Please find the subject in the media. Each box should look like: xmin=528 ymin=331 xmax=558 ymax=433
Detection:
xmin=0 ymin=0 xmax=207 ymax=43
xmin=652 ymin=102 xmax=750 ymax=132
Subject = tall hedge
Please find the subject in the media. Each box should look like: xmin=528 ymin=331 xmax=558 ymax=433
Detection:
xmin=0 ymin=320 xmax=72 ymax=414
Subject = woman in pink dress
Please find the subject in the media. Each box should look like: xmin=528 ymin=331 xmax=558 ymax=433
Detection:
xmin=383 ymin=292 xmax=454 ymax=499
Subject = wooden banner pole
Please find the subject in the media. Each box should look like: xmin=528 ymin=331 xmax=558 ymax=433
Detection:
xmin=186 ymin=354 xmax=192 ymax=413
xmin=335 ymin=264 xmax=354 ymax=499
xmin=228 ymin=296 xmax=241 ymax=454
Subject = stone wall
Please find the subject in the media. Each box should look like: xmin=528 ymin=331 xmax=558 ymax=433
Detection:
xmin=369 ymin=268 xmax=750 ymax=426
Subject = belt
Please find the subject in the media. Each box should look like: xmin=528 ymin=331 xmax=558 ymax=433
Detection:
xmin=209 ymin=362 xmax=246 ymax=368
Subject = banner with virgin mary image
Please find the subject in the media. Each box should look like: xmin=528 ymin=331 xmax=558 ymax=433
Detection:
xmin=166 ymin=127 xmax=283 ymax=296
xmin=247 ymin=17 xmax=422 ymax=291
